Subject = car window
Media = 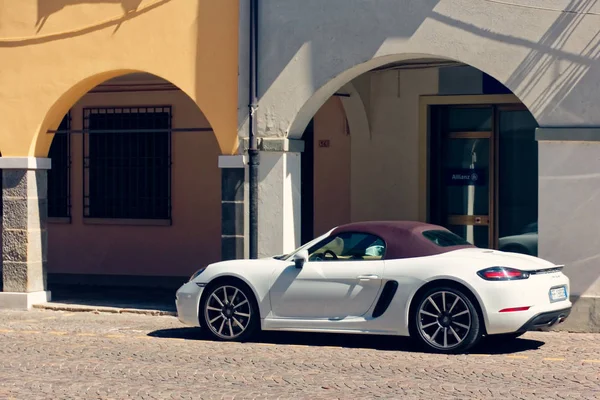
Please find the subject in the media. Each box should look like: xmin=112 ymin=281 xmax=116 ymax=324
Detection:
xmin=422 ymin=230 xmax=470 ymax=247
xmin=307 ymin=232 xmax=386 ymax=261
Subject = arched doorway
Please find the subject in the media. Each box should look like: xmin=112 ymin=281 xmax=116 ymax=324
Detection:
xmin=44 ymin=72 xmax=223 ymax=292
xmin=299 ymin=57 xmax=539 ymax=256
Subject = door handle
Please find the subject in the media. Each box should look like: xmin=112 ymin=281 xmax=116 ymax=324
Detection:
xmin=357 ymin=274 xmax=380 ymax=281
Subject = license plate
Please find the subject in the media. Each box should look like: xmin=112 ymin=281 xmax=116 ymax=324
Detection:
xmin=549 ymin=286 xmax=568 ymax=302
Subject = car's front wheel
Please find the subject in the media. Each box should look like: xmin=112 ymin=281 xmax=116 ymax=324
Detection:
xmin=199 ymin=280 xmax=258 ymax=341
xmin=410 ymin=286 xmax=482 ymax=353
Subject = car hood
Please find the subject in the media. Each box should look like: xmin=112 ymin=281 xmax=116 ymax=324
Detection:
xmin=444 ymin=248 xmax=559 ymax=271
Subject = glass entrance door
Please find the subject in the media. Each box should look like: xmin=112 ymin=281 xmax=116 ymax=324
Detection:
xmin=443 ymin=132 xmax=492 ymax=248
xmin=430 ymin=106 xmax=495 ymax=248
xmin=430 ymin=104 xmax=538 ymax=251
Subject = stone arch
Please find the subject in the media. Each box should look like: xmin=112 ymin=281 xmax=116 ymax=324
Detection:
xmin=287 ymin=53 xmax=537 ymax=140
xmin=31 ymin=69 xmax=231 ymax=158
xmin=297 ymin=51 xmax=541 ymax=246
xmin=37 ymin=68 xmax=226 ymax=287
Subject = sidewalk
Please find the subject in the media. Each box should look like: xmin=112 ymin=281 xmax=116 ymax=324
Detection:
xmin=35 ymin=284 xmax=177 ymax=316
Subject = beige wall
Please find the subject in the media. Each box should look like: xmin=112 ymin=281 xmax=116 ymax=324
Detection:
xmin=48 ymin=85 xmax=221 ymax=278
xmin=351 ymin=68 xmax=438 ymax=222
xmin=312 ymin=68 xmax=439 ymax=235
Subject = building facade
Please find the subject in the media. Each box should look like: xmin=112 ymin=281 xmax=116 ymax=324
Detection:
xmin=1 ymin=0 xmax=600 ymax=331
xmin=0 ymin=0 xmax=242 ymax=307
xmin=237 ymin=0 xmax=600 ymax=331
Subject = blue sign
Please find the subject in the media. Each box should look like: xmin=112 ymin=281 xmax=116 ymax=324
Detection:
xmin=446 ymin=168 xmax=486 ymax=186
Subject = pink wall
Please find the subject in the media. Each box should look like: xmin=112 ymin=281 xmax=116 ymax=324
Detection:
xmin=313 ymin=97 xmax=351 ymax=236
xmin=47 ymin=89 xmax=221 ymax=278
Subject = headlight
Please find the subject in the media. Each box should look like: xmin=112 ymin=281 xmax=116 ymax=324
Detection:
xmin=189 ymin=267 xmax=207 ymax=282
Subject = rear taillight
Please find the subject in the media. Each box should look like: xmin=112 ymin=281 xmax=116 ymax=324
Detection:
xmin=477 ymin=267 xmax=530 ymax=281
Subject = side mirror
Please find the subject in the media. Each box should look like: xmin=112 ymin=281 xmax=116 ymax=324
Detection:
xmin=292 ymin=249 xmax=309 ymax=268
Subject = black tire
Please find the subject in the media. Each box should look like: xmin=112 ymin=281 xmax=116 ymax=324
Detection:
xmin=410 ymin=285 xmax=482 ymax=354
xmin=199 ymin=279 xmax=259 ymax=342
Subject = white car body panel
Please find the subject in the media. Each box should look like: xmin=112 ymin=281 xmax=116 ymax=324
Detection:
xmin=176 ymin=245 xmax=571 ymax=337
xmin=268 ymin=260 xmax=384 ymax=319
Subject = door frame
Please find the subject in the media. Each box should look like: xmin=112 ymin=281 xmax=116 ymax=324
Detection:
xmin=493 ymin=103 xmax=533 ymax=247
xmin=418 ymin=94 xmax=524 ymax=248
xmin=418 ymin=95 xmax=520 ymax=222
xmin=444 ymin=129 xmax=495 ymax=248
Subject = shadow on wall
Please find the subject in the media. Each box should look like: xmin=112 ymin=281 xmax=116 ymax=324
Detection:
xmin=506 ymin=0 xmax=600 ymax=125
xmin=245 ymin=0 xmax=600 ymax=136
xmin=256 ymin=0 xmax=441 ymax=100
xmin=242 ymin=0 xmax=441 ymax=134
xmin=37 ymin=0 xmax=143 ymax=31
xmin=429 ymin=0 xmax=600 ymax=125
xmin=0 ymin=0 xmax=171 ymax=45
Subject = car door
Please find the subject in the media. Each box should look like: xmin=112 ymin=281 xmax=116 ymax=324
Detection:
xmin=269 ymin=232 xmax=386 ymax=319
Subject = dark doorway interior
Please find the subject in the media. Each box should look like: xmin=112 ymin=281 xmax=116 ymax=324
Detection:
xmin=300 ymin=119 xmax=315 ymax=245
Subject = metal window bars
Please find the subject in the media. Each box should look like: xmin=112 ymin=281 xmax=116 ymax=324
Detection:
xmin=82 ymin=106 xmax=173 ymax=221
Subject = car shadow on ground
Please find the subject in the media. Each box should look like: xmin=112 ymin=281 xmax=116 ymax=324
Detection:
xmin=147 ymin=328 xmax=544 ymax=355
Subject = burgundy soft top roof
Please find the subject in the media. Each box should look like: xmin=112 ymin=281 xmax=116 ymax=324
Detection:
xmin=330 ymin=221 xmax=474 ymax=260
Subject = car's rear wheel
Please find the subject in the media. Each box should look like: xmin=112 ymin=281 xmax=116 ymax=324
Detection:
xmin=200 ymin=280 xmax=258 ymax=341
xmin=411 ymin=286 xmax=482 ymax=353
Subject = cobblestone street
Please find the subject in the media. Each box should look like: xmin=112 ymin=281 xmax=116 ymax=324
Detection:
xmin=0 ymin=309 xmax=599 ymax=399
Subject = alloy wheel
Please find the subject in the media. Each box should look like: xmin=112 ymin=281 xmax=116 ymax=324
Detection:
xmin=204 ymin=285 xmax=252 ymax=340
xmin=417 ymin=290 xmax=472 ymax=350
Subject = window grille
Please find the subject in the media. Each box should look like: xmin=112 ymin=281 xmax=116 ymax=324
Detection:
xmin=48 ymin=114 xmax=71 ymax=218
xmin=83 ymin=106 xmax=172 ymax=220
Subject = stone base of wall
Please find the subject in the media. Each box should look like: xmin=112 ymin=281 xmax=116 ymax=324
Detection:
xmin=0 ymin=291 xmax=51 ymax=310
xmin=551 ymin=296 xmax=600 ymax=333
xmin=219 ymin=157 xmax=245 ymax=260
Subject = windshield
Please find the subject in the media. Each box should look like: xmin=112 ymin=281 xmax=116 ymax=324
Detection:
xmin=280 ymin=229 xmax=334 ymax=261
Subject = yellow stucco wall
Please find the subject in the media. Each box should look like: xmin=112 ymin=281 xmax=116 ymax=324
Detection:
xmin=0 ymin=0 xmax=239 ymax=157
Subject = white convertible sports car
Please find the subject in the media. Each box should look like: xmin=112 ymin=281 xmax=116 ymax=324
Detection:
xmin=176 ymin=221 xmax=571 ymax=353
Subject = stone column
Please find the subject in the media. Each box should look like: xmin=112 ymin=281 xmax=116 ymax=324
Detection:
xmin=219 ymin=155 xmax=246 ymax=261
xmin=536 ymin=128 xmax=600 ymax=332
xmin=0 ymin=157 xmax=51 ymax=309
xmin=255 ymin=139 xmax=304 ymax=258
